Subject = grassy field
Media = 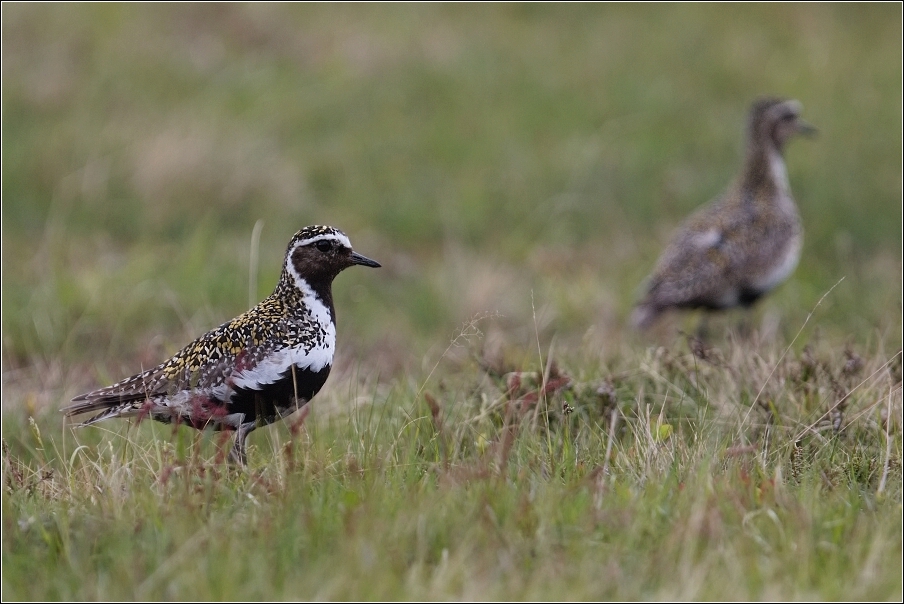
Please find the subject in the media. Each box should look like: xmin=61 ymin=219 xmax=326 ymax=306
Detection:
xmin=2 ymin=4 xmax=902 ymax=600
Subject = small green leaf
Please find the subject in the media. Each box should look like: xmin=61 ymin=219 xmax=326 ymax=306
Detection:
xmin=655 ymin=423 xmax=673 ymax=442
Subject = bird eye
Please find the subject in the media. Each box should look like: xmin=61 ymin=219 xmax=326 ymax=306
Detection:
xmin=315 ymin=240 xmax=332 ymax=252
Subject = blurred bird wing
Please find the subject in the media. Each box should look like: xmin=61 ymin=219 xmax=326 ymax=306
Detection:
xmin=648 ymin=238 xmax=728 ymax=302
xmin=643 ymin=203 xmax=743 ymax=306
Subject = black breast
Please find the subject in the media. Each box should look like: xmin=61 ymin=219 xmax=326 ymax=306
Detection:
xmin=228 ymin=364 xmax=332 ymax=425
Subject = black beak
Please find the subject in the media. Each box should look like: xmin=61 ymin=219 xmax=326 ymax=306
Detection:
xmin=351 ymin=251 xmax=381 ymax=268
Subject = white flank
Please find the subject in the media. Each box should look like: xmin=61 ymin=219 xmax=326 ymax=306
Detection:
xmin=693 ymin=228 xmax=722 ymax=249
xmin=137 ymin=387 xmax=247 ymax=428
xmin=752 ymin=233 xmax=802 ymax=293
xmin=715 ymin=288 xmax=741 ymax=308
xmin=220 ymin=413 xmax=246 ymax=428
xmin=230 ymin=341 xmax=334 ymax=390
xmin=155 ymin=385 xmax=230 ymax=412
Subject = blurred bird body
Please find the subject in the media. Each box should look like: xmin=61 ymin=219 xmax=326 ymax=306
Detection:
xmin=63 ymin=225 xmax=380 ymax=464
xmin=632 ymin=98 xmax=815 ymax=330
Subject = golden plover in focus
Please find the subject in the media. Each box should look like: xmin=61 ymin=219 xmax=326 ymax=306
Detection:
xmin=64 ymin=225 xmax=381 ymax=464
xmin=631 ymin=97 xmax=815 ymax=330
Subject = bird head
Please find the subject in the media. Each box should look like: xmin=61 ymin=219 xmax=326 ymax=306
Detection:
xmin=748 ymin=97 xmax=817 ymax=152
xmin=284 ymin=225 xmax=381 ymax=289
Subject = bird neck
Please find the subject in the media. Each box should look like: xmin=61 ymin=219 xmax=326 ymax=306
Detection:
xmin=274 ymin=271 xmax=337 ymax=324
xmin=740 ymin=142 xmax=790 ymax=200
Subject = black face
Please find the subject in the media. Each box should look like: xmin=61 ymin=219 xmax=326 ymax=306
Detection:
xmin=289 ymin=236 xmax=380 ymax=285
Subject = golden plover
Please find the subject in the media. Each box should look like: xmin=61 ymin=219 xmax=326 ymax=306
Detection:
xmin=64 ymin=225 xmax=381 ymax=464
xmin=631 ymin=97 xmax=815 ymax=330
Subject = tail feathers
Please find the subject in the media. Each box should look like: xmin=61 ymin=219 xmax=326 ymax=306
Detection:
xmin=62 ymin=396 xmax=146 ymax=425
xmin=630 ymin=302 xmax=662 ymax=331
xmin=84 ymin=405 xmax=137 ymax=426
xmin=65 ymin=371 xmax=163 ymax=423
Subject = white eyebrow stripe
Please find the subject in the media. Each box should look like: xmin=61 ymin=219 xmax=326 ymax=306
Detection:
xmin=295 ymin=232 xmax=352 ymax=249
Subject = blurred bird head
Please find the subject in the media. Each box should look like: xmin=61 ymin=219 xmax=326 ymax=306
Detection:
xmin=748 ymin=97 xmax=817 ymax=152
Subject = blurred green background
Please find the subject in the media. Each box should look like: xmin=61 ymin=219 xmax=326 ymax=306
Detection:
xmin=2 ymin=4 xmax=901 ymax=404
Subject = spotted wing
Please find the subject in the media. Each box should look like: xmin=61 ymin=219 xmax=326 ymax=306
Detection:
xmin=640 ymin=198 xmax=738 ymax=303
xmin=63 ymin=310 xmax=280 ymax=423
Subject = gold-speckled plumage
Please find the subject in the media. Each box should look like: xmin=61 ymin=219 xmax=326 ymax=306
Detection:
xmin=632 ymin=98 xmax=815 ymax=330
xmin=64 ymin=225 xmax=380 ymax=464
xmin=83 ymin=283 xmax=310 ymax=398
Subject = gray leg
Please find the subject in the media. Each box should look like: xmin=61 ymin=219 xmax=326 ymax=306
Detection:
xmin=229 ymin=421 xmax=257 ymax=466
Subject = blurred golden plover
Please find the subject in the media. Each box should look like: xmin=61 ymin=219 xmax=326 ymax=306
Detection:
xmin=64 ymin=225 xmax=381 ymax=464
xmin=631 ymin=97 xmax=815 ymax=330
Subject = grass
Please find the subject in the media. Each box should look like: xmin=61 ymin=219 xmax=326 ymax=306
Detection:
xmin=4 ymin=324 xmax=902 ymax=599
xmin=2 ymin=3 xmax=902 ymax=600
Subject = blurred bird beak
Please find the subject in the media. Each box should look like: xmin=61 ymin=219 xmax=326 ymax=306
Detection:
xmin=351 ymin=252 xmax=381 ymax=268
xmin=796 ymin=120 xmax=818 ymax=137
